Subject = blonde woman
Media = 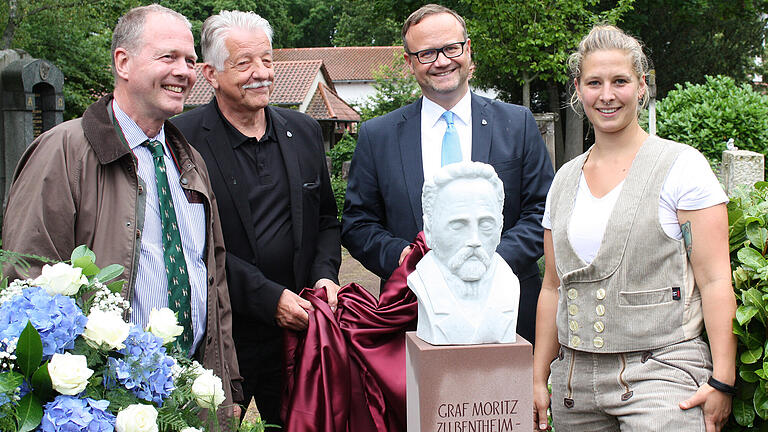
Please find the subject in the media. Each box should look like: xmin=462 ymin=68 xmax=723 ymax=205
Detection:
xmin=532 ymin=26 xmax=736 ymax=431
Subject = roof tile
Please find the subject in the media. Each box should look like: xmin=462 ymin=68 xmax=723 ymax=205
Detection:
xmin=273 ymin=46 xmax=403 ymax=81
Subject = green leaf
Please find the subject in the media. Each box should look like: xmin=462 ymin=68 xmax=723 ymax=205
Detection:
xmin=742 ymin=345 xmax=763 ymax=364
xmin=739 ymin=247 xmax=768 ymax=271
xmin=734 ymin=397 xmax=756 ymax=426
xmin=31 ymin=361 xmax=53 ymax=402
xmin=741 ymin=367 xmax=760 ymax=383
xmin=755 ymin=368 xmax=766 ymax=380
xmin=107 ymin=280 xmax=125 ymax=294
xmin=0 ymin=371 xmax=24 ymax=393
xmin=743 ymin=288 xmax=768 ymax=325
xmin=79 ymin=263 xmax=100 ymax=277
xmin=17 ymin=393 xmax=43 ymax=432
xmin=747 ymin=223 xmax=768 ymax=252
xmin=16 ymin=321 xmax=43 ymax=379
xmin=738 ymin=305 xmax=759 ymax=325
xmin=72 ymin=256 xmax=95 ymax=270
xmin=95 ymin=264 xmax=124 ymax=283
xmin=70 ymin=245 xmax=96 ymax=263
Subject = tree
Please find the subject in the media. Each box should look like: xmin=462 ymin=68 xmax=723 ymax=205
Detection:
xmin=332 ymin=0 xmax=463 ymax=46
xmin=460 ymin=0 xmax=634 ymax=108
xmin=621 ymin=0 xmax=768 ymax=99
xmin=357 ymin=54 xmax=420 ymax=121
xmin=1 ymin=0 xmax=133 ymax=119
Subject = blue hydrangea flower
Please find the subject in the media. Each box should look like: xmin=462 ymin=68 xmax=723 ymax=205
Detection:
xmin=0 ymin=286 xmax=87 ymax=358
xmin=39 ymin=395 xmax=115 ymax=432
xmin=104 ymin=326 xmax=175 ymax=405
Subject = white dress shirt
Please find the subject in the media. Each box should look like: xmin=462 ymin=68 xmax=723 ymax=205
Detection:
xmin=112 ymin=101 xmax=207 ymax=355
xmin=420 ymin=90 xmax=473 ymax=181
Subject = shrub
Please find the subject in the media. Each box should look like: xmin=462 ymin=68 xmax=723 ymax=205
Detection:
xmin=654 ymin=75 xmax=768 ymax=167
xmin=727 ymin=181 xmax=768 ymax=430
xmin=330 ymin=176 xmax=347 ymax=221
xmin=327 ymin=132 xmax=356 ymax=178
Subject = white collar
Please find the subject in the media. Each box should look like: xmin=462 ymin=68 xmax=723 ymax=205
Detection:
xmin=422 ymin=89 xmax=472 ymax=129
xmin=112 ymin=100 xmax=166 ymax=152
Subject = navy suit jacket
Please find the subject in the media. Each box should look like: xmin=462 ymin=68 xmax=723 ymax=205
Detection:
xmin=173 ymin=101 xmax=341 ymax=327
xmin=341 ymin=93 xmax=553 ymax=342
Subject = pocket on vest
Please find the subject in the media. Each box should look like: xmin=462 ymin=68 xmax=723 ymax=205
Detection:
xmin=619 ymin=287 xmax=673 ymax=306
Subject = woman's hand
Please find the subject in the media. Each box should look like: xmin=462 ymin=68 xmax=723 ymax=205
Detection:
xmin=679 ymin=382 xmax=732 ymax=432
xmin=533 ymin=381 xmax=552 ymax=430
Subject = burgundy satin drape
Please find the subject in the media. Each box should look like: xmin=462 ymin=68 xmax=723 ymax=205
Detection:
xmin=282 ymin=233 xmax=428 ymax=432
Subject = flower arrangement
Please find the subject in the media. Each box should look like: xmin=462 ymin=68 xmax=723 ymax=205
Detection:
xmin=0 ymin=246 xmax=256 ymax=432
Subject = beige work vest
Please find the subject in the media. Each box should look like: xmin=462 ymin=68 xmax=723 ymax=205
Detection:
xmin=549 ymin=136 xmax=703 ymax=353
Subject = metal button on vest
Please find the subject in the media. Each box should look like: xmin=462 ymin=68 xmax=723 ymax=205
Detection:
xmin=569 ymin=320 xmax=579 ymax=332
xmin=180 ymin=177 xmax=188 ymax=185
xmin=571 ymin=335 xmax=581 ymax=347
xmin=596 ymin=304 xmax=605 ymax=316
xmin=595 ymin=288 xmax=606 ymax=300
xmin=594 ymin=321 xmax=605 ymax=333
xmin=568 ymin=304 xmax=579 ymax=316
xmin=567 ymin=288 xmax=578 ymax=300
xmin=593 ymin=336 xmax=604 ymax=348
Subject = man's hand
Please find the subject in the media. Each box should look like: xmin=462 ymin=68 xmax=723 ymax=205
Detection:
xmin=314 ymin=278 xmax=341 ymax=312
xmin=399 ymin=245 xmax=413 ymax=266
xmin=275 ymin=289 xmax=313 ymax=331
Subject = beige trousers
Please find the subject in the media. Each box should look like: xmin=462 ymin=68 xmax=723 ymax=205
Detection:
xmin=549 ymin=336 xmax=712 ymax=431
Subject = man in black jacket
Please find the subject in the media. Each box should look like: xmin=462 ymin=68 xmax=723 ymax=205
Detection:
xmin=172 ymin=10 xmax=340 ymax=428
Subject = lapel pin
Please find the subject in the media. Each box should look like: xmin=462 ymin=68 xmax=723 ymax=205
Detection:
xmin=481 ymin=119 xmax=488 ymax=125
xmin=286 ymin=130 xmax=293 ymax=137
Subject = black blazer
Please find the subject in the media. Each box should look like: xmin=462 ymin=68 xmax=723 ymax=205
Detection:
xmin=341 ymin=93 xmax=553 ymax=341
xmin=173 ymin=101 xmax=341 ymax=326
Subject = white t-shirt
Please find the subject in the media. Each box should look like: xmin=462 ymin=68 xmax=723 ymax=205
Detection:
xmin=542 ymin=147 xmax=728 ymax=264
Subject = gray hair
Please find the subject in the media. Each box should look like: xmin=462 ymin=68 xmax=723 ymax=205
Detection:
xmin=201 ymin=10 xmax=273 ymax=71
xmin=422 ymin=162 xmax=504 ymax=228
xmin=111 ymin=4 xmax=191 ymax=77
xmin=568 ymin=25 xmax=650 ymax=113
xmin=402 ymin=4 xmax=467 ymax=53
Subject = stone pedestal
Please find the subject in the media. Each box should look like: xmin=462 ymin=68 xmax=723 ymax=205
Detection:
xmin=722 ymin=149 xmax=764 ymax=196
xmin=406 ymin=332 xmax=532 ymax=432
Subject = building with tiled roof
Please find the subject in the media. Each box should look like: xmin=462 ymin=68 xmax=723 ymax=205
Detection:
xmin=184 ymin=61 xmax=359 ymax=150
xmin=273 ymin=46 xmax=404 ymax=105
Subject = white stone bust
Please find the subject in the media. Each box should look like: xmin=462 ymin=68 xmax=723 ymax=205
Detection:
xmin=407 ymin=162 xmax=520 ymax=345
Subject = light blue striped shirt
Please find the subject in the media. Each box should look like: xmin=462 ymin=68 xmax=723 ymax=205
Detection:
xmin=112 ymin=101 xmax=207 ymax=355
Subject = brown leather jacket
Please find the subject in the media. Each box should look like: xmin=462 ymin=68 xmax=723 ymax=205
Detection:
xmin=2 ymin=94 xmax=243 ymax=416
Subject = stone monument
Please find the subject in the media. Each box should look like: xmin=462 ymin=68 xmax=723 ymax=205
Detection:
xmin=406 ymin=162 xmax=532 ymax=432
xmin=407 ymin=162 xmax=520 ymax=345
xmin=0 ymin=50 xmax=64 ymax=207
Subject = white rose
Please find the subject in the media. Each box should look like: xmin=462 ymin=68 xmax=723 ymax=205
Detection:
xmin=82 ymin=309 xmax=131 ymax=350
xmin=191 ymin=369 xmax=226 ymax=410
xmin=146 ymin=307 xmax=184 ymax=345
xmin=48 ymin=353 xmax=93 ymax=395
xmin=115 ymin=404 xmax=158 ymax=432
xmin=180 ymin=428 xmax=203 ymax=432
xmin=34 ymin=262 xmax=88 ymax=296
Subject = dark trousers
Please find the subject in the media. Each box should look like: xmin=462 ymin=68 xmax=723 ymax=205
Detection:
xmin=235 ymin=325 xmax=284 ymax=431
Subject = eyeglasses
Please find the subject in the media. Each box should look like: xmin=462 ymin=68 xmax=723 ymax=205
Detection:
xmin=407 ymin=41 xmax=467 ymax=64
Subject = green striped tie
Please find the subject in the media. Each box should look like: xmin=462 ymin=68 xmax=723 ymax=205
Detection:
xmin=143 ymin=139 xmax=193 ymax=354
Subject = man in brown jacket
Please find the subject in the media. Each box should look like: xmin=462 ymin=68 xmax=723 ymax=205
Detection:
xmin=1 ymin=4 xmax=243 ymax=422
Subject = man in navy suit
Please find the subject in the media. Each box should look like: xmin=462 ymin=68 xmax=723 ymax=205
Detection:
xmin=341 ymin=3 xmax=553 ymax=343
xmin=172 ymin=11 xmax=340 ymax=428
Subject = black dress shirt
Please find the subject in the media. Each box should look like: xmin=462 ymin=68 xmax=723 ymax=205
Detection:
xmin=215 ymin=102 xmax=296 ymax=293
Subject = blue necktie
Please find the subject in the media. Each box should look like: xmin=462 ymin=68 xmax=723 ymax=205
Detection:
xmin=441 ymin=111 xmax=462 ymax=166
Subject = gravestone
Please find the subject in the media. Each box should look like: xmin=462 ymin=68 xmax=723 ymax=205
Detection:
xmin=722 ymin=149 xmax=764 ymax=196
xmin=0 ymin=50 xmax=64 ymax=207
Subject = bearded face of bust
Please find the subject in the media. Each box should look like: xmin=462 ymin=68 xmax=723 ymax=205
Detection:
xmin=425 ymin=178 xmax=502 ymax=283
